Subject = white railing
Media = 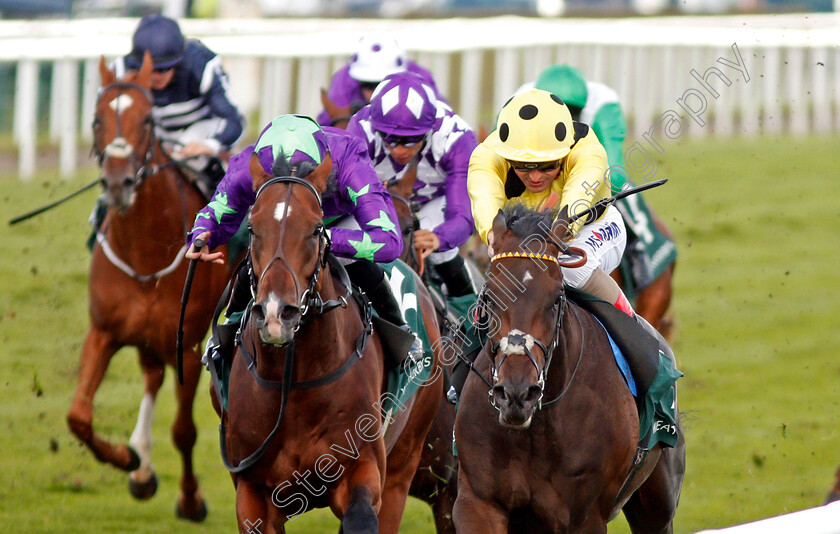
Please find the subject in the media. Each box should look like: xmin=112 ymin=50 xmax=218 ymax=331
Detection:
xmin=0 ymin=13 xmax=838 ymax=179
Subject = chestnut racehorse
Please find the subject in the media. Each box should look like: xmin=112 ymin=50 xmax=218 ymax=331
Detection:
xmin=221 ymin=153 xmax=443 ymax=533
xmin=453 ymin=205 xmax=685 ymax=533
xmin=65 ymin=53 xmax=232 ymax=521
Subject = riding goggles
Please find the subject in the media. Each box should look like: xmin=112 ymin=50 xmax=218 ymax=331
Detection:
xmin=507 ymin=160 xmax=561 ymax=173
xmin=378 ymin=131 xmax=427 ymax=147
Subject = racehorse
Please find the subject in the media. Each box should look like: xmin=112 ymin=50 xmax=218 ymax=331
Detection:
xmin=221 ymin=152 xmax=443 ymax=533
xmin=610 ymin=206 xmax=677 ymax=340
xmin=386 ymin=167 xmax=459 ymax=534
xmin=320 ymin=89 xmax=354 ymax=129
xmin=452 ymin=205 xmax=685 ymax=533
xmin=65 ymin=53 xmax=232 ymax=521
xmin=827 ymin=468 xmax=840 ymax=504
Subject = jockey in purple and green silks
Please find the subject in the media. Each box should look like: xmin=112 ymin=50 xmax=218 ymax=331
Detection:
xmin=187 ymin=114 xmax=424 ymax=363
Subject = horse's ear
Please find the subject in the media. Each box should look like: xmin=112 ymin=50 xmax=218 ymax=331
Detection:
xmin=250 ymin=153 xmax=272 ymax=192
xmin=307 ymin=154 xmax=333 ymax=196
xmin=388 ymin=159 xmax=418 ymax=200
xmin=320 ymin=89 xmax=350 ymax=121
xmin=135 ymin=51 xmax=153 ymax=88
xmin=99 ymin=56 xmax=116 ymax=86
xmin=550 ymin=205 xmax=574 ymax=243
xmin=490 ymin=209 xmax=507 ymax=248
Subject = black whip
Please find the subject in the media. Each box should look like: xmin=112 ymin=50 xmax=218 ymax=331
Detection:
xmin=176 ymin=237 xmax=205 ymax=385
xmin=8 ymin=179 xmax=101 ymax=225
xmin=568 ymin=179 xmax=668 ymax=226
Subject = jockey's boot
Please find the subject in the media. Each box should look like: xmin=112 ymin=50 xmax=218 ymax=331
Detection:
xmin=434 ymin=255 xmax=476 ymax=297
xmin=86 ymin=195 xmax=107 ymax=251
xmin=367 ymin=278 xmax=424 ymax=363
xmin=202 ymin=264 xmax=251 ymax=369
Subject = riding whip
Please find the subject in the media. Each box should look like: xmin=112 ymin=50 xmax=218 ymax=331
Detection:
xmin=568 ymin=179 xmax=667 ymax=226
xmin=8 ymin=178 xmax=101 ymax=225
xmin=177 ymin=237 xmax=204 ymax=385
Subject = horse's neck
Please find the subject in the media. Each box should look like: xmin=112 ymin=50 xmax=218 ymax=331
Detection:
xmin=106 ymin=153 xmax=192 ymax=259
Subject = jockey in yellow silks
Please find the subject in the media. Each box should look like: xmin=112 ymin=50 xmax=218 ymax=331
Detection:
xmin=468 ymin=89 xmax=634 ymax=316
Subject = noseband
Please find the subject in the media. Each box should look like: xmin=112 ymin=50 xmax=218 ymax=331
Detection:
xmin=92 ymin=81 xmax=157 ymax=188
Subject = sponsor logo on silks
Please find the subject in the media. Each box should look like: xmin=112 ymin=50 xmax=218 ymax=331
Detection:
xmin=584 ymin=221 xmax=621 ymax=250
xmin=653 ymin=420 xmax=678 ymax=435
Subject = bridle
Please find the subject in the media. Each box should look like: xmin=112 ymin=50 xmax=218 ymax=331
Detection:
xmin=92 ymin=81 xmax=159 ymax=189
xmin=249 ymin=176 xmax=348 ymax=327
xmin=217 ymin=175 xmax=372 ymax=475
xmin=477 ymin=247 xmax=587 ymax=412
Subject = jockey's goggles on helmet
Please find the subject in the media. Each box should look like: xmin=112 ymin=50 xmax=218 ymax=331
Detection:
xmin=378 ymin=131 xmax=427 ymax=147
xmin=508 ymin=160 xmax=561 ymax=173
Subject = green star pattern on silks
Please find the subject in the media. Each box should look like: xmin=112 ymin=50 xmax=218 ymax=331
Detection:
xmin=347 ymin=184 xmax=370 ymax=206
xmin=202 ymin=192 xmax=237 ymax=223
xmin=255 ymin=116 xmax=323 ymax=164
xmin=348 ymin=232 xmax=385 ymax=261
xmin=368 ymin=210 xmax=397 ymax=234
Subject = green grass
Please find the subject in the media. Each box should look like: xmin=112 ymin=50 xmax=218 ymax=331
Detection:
xmin=1 ymin=134 xmax=839 ymax=533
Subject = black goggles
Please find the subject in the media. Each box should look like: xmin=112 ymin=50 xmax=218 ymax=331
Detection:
xmin=508 ymin=160 xmax=561 ymax=173
xmin=378 ymin=131 xmax=427 ymax=147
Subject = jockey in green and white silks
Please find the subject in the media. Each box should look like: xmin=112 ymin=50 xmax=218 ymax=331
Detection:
xmin=520 ymin=65 xmax=677 ymax=296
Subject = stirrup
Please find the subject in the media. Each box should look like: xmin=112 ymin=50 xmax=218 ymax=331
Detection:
xmin=400 ymin=325 xmax=424 ymax=362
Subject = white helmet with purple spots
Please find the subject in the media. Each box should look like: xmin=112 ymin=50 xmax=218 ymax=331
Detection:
xmin=349 ymin=34 xmax=407 ymax=83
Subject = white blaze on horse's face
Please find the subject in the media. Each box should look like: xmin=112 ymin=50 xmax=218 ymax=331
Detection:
xmin=522 ymin=271 xmax=533 ymax=285
xmin=109 ymin=94 xmax=134 ymax=115
xmin=274 ymin=202 xmax=291 ymax=222
xmin=498 ymin=329 xmax=536 ymax=356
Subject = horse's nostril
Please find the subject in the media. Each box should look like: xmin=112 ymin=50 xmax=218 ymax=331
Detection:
xmin=492 ymin=385 xmax=508 ymax=403
xmin=281 ymin=305 xmax=301 ymax=323
xmin=251 ymin=304 xmax=265 ymax=325
xmin=524 ymin=385 xmax=543 ymax=405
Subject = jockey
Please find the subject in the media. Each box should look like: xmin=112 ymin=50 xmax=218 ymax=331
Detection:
xmin=528 ymin=64 xmax=677 ymax=295
xmin=316 ymin=33 xmax=443 ymax=128
xmin=113 ymin=14 xmax=245 ymax=196
xmin=467 ymin=90 xmax=675 ymax=424
xmin=346 ymin=72 xmax=478 ymax=297
xmin=186 ymin=114 xmax=422 ymax=362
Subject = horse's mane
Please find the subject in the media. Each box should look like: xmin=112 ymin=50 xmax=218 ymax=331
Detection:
xmin=503 ymin=204 xmax=561 ymax=239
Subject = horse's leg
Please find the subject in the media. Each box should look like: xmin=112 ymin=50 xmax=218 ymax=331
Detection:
xmin=235 ymin=478 xmax=276 ymax=534
xmin=633 ymin=264 xmax=675 ymax=339
xmin=622 ymin=433 xmax=685 ymax=534
xmin=379 ymin=429 xmax=431 ymax=534
xmin=452 ymin=474 xmax=508 ymax=534
xmin=825 ymin=464 xmax=840 ymax=504
xmin=172 ymin=348 xmax=207 ymax=522
xmin=333 ymin=461 xmax=382 ymax=534
xmin=127 ymin=351 xmax=165 ymax=500
xmin=67 ymin=328 xmax=139 ymax=470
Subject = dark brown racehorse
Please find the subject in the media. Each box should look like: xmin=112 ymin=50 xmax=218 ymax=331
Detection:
xmin=453 ymin=205 xmax=684 ymax=533
xmin=387 ymin=168 xmax=459 ymax=534
xmin=222 ymin=153 xmax=443 ymax=533
xmin=65 ymin=53 xmax=231 ymax=521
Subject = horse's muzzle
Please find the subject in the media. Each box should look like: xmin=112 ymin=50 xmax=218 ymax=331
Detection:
xmin=252 ymin=297 xmax=301 ymax=346
xmin=491 ymin=382 xmax=542 ymax=429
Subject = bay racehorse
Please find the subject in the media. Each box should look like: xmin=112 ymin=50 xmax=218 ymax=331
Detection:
xmin=221 ymin=153 xmax=443 ymax=533
xmin=453 ymin=205 xmax=685 ymax=533
xmin=65 ymin=53 xmax=232 ymax=521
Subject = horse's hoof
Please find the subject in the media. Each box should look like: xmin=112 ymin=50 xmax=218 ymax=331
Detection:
xmin=124 ymin=446 xmax=142 ymax=472
xmin=176 ymin=499 xmax=208 ymax=523
xmin=128 ymin=472 xmax=158 ymax=500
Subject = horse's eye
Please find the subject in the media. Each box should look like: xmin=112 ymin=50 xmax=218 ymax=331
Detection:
xmin=247 ymin=223 xmax=254 ymax=235
xmin=312 ymin=224 xmax=323 ymax=237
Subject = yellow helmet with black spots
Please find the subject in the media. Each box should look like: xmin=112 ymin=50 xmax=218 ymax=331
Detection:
xmin=491 ymin=89 xmax=575 ymax=163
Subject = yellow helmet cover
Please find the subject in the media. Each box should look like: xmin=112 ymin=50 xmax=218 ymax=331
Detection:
xmin=491 ymin=89 xmax=575 ymax=162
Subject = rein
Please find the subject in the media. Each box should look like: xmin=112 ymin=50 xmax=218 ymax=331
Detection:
xmin=217 ymin=176 xmax=372 ymax=474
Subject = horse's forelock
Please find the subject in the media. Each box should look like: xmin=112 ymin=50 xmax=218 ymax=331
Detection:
xmin=270 ymin=151 xmax=319 ymax=179
xmin=503 ymin=204 xmax=559 ymax=240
